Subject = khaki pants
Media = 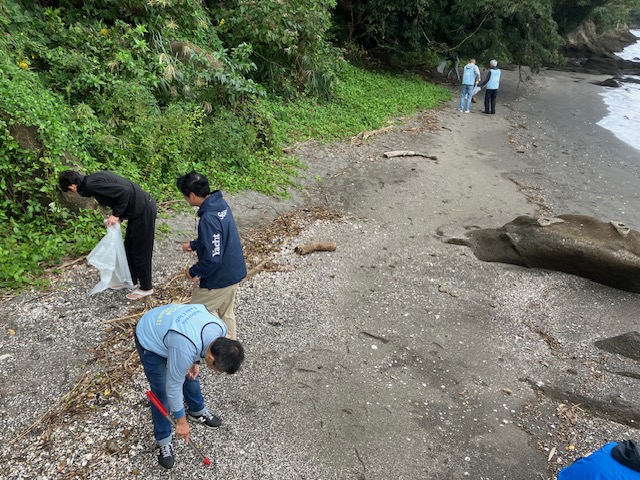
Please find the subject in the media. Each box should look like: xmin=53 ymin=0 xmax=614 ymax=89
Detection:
xmin=190 ymin=283 xmax=240 ymax=340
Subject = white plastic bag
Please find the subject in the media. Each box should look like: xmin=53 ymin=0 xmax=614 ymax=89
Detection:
xmin=472 ymin=85 xmax=481 ymax=96
xmin=86 ymin=223 xmax=133 ymax=295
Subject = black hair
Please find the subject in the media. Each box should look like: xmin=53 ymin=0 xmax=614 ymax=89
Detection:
xmin=176 ymin=171 xmax=210 ymax=198
xmin=210 ymin=337 xmax=245 ymax=374
xmin=58 ymin=170 xmax=83 ymax=191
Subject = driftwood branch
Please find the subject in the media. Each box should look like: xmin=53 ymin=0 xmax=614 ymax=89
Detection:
xmin=44 ymin=256 xmax=86 ymax=272
xmin=384 ymin=151 xmax=438 ymax=161
xmin=350 ymin=126 xmax=393 ymax=145
xmin=294 ymin=242 xmax=337 ymax=255
xmin=102 ymin=313 xmax=143 ymax=325
xmin=245 ymin=259 xmax=271 ymax=280
xmin=244 ymin=259 xmax=288 ymax=279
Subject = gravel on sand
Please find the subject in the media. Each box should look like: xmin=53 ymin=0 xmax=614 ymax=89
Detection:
xmin=1 ymin=66 xmax=639 ymax=480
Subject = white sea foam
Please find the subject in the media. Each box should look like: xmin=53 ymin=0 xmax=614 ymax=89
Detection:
xmin=596 ymin=29 xmax=640 ymax=152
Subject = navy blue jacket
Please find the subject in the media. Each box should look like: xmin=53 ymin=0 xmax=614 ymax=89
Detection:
xmin=189 ymin=191 xmax=247 ymax=289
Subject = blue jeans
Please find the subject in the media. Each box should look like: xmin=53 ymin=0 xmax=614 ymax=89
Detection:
xmin=459 ymin=84 xmax=474 ymax=111
xmin=135 ymin=336 xmax=206 ymax=445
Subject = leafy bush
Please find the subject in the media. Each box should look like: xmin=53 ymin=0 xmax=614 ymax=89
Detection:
xmin=0 ymin=0 xmax=451 ymax=290
xmin=213 ymin=0 xmax=342 ymax=99
xmin=0 ymin=1 xmax=294 ymax=289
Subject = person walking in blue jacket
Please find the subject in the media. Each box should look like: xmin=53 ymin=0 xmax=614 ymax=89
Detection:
xmin=480 ymin=59 xmax=502 ymax=114
xmin=135 ymin=303 xmax=245 ymax=469
xmin=459 ymin=58 xmax=480 ymax=113
xmin=177 ymin=171 xmax=247 ymax=340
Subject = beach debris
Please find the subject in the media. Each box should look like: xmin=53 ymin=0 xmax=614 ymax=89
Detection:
xmin=105 ymin=439 xmax=119 ymax=453
xmin=383 ymin=150 xmax=438 ymax=161
xmin=610 ymin=221 xmax=630 ymax=236
xmin=350 ymin=125 xmax=393 ymax=145
xmin=437 ymin=284 xmax=459 ymax=297
xmin=537 ymin=217 xmax=565 ymax=227
xmin=294 ymin=242 xmax=337 ymax=255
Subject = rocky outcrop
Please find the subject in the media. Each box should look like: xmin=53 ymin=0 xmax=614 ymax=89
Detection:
xmin=562 ymin=21 xmax=637 ymax=58
xmin=552 ymin=21 xmax=640 ymax=75
xmin=453 ymin=214 xmax=640 ymax=293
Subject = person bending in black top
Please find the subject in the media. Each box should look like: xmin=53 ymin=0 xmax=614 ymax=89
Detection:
xmin=59 ymin=170 xmax=157 ymax=300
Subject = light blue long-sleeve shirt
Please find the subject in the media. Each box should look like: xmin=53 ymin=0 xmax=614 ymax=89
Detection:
xmin=461 ymin=63 xmax=480 ymax=85
xmin=136 ymin=304 xmax=227 ymax=418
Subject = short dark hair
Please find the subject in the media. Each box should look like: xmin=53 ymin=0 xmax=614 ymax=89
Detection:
xmin=58 ymin=170 xmax=83 ymax=191
xmin=176 ymin=171 xmax=210 ymax=198
xmin=210 ymin=338 xmax=245 ymax=374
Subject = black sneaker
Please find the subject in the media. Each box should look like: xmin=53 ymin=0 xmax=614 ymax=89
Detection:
xmin=157 ymin=443 xmax=175 ymax=469
xmin=187 ymin=409 xmax=222 ymax=427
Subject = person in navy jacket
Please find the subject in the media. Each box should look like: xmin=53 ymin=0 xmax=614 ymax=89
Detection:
xmin=177 ymin=171 xmax=247 ymax=340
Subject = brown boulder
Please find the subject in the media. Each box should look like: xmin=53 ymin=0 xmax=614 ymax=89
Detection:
xmin=463 ymin=214 xmax=640 ymax=293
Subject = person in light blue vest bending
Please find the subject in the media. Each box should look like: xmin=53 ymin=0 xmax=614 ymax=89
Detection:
xmin=459 ymin=58 xmax=480 ymax=113
xmin=480 ymin=59 xmax=501 ymax=114
xmin=135 ymin=304 xmax=245 ymax=469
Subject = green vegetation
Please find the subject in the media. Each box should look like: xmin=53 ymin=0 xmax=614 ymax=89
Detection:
xmin=0 ymin=1 xmax=451 ymax=289
xmin=0 ymin=0 xmax=637 ymax=289
xmin=261 ymin=64 xmax=451 ymax=145
xmin=334 ymin=0 xmax=640 ymax=70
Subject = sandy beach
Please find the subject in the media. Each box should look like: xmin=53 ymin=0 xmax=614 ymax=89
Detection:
xmin=1 ymin=66 xmax=639 ymax=479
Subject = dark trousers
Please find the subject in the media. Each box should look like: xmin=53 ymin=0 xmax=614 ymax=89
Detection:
xmin=484 ymin=89 xmax=498 ymax=114
xmin=124 ymin=199 xmax=157 ymax=290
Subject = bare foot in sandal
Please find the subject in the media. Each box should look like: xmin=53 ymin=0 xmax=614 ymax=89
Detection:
xmin=126 ymin=289 xmax=154 ymax=300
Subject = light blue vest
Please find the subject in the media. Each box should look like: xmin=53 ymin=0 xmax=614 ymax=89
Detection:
xmin=462 ymin=64 xmax=478 ymax=85
xmin=487 ymin=69 xmax=501 ymax=89
xmin=136 ymin=304 xmax=227 ymax=357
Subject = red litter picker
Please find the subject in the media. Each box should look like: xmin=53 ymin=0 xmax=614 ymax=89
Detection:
xmin=146 ymin=390 xmax=212 ymax=466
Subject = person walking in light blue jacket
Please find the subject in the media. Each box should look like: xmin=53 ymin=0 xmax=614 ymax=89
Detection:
xmin=480 ymin=59 xmax=502 ymax=114
xmin=459 ymin=58 xmax=480 ymax=113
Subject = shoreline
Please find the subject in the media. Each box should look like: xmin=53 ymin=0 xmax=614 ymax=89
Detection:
xmin=1 ymin=66 xmax=639 ymax=479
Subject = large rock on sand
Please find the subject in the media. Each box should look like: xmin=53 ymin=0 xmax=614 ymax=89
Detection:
xmin=461 ymin=214 xmax=640 ymax=293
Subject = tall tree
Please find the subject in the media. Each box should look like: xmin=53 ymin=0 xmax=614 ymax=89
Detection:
xmin=334 ymin=0 xmax=563 ymax=68
xmin=333 ymin=0 xmax=639 ymax=68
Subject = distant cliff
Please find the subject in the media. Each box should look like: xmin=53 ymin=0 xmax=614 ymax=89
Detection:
xmin=551 ymin=21 xmax=639 ymax=74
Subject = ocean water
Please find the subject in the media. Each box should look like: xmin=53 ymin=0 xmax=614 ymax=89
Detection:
xmin=596 ymin=29 xmax=640 ymax=151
